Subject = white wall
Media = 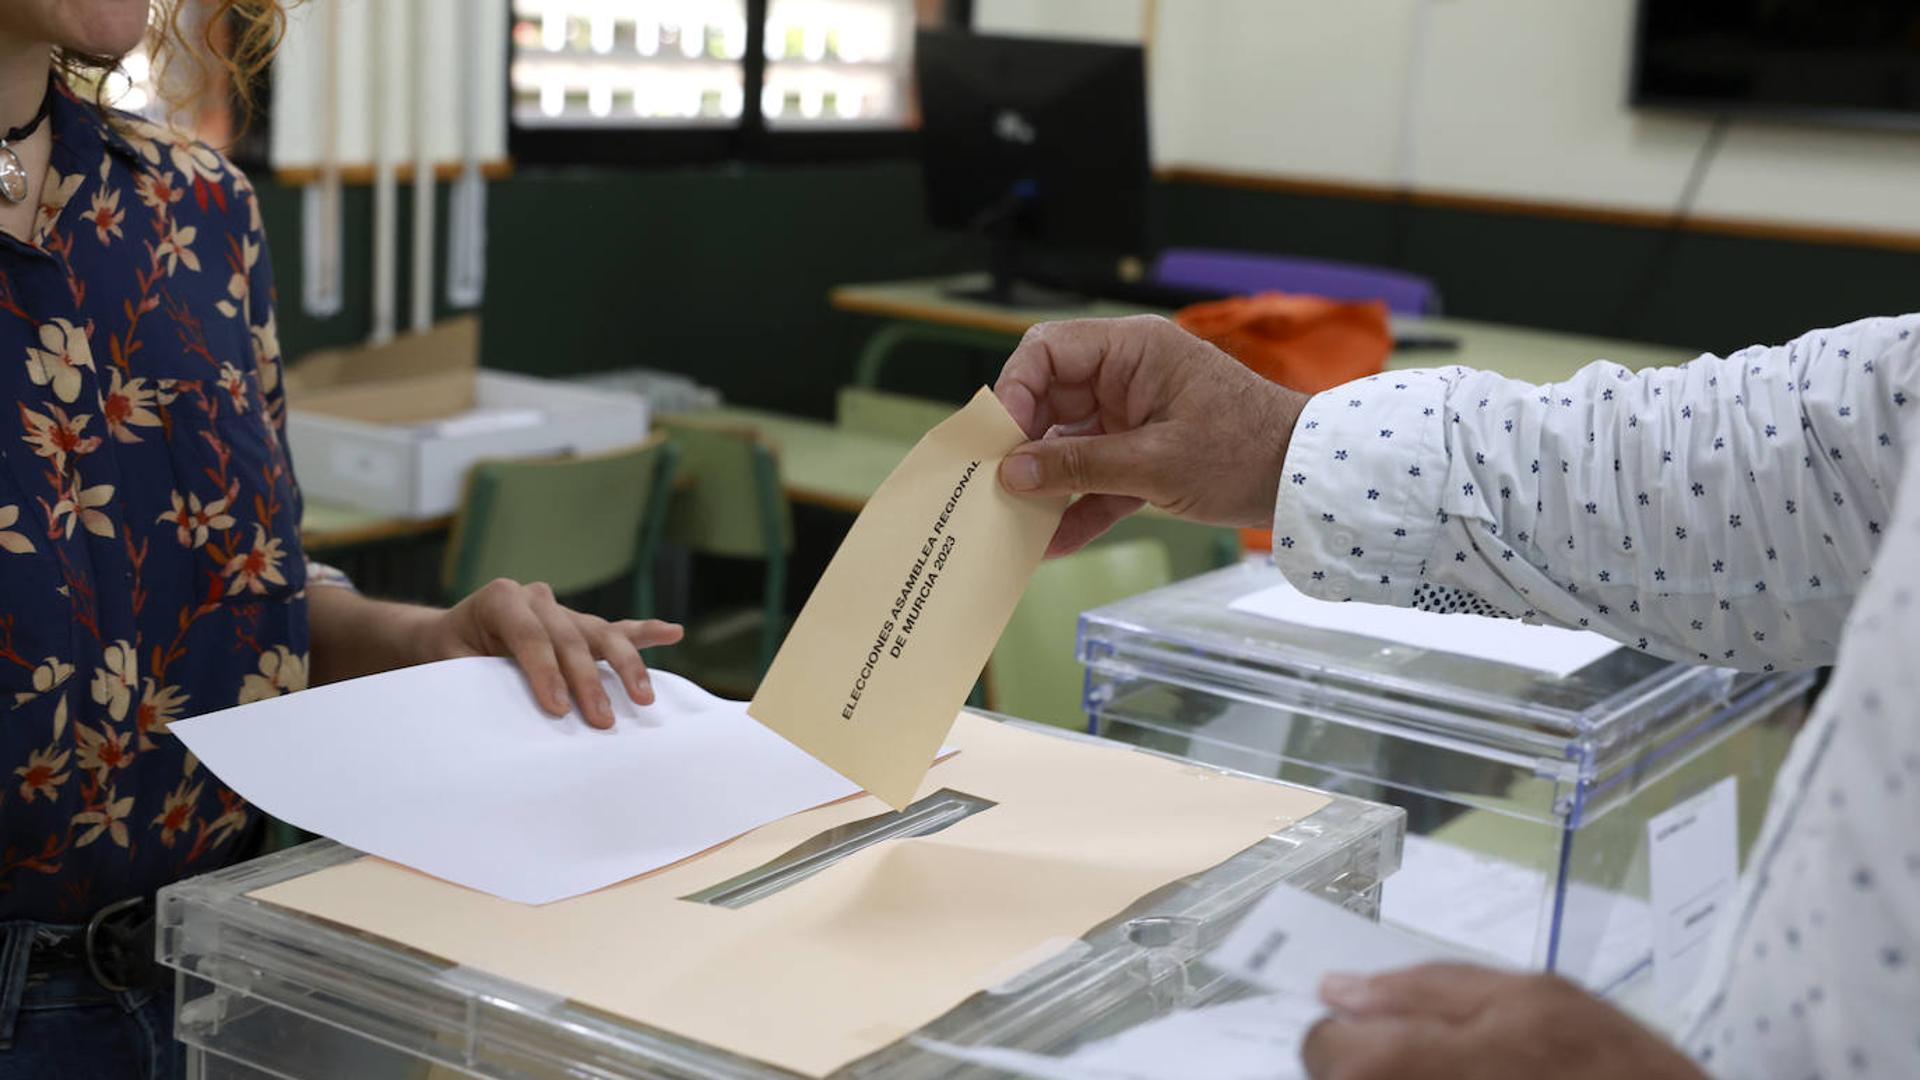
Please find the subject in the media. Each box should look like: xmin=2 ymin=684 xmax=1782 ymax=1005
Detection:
xmin=972 ymin=0 xmax=1146 ymax=45
xmin=978 ymin=0 xmax=1920 ymax=235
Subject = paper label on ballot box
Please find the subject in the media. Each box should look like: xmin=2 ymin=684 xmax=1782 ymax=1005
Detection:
xmin=749 ymin=387 xmax=1066 ymax=808
xmin=1647 ymin=776 xmax=1739 ymax=1011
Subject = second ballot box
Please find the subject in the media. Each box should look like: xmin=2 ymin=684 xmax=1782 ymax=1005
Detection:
xmin=1077 ymin=561 xmax=1812 ymax=1014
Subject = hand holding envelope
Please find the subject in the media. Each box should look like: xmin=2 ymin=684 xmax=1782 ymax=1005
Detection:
xmin=991 ymin=315 xmax=1308 ymax=557
xmin=749 ymin=387 xmax=1068 ymax=808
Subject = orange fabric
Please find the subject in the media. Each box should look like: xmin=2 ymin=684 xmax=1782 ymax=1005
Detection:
xmin=1175 ymin=293 xmax=1393 ymax=556
xmin=1174 ymin=291 xmax=1393 ymax=395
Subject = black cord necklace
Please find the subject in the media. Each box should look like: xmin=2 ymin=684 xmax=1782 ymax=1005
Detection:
xmin=0 ymin=74 xmax=56 ymax=206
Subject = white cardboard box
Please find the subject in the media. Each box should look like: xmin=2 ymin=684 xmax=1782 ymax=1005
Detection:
xmin=284 ymin=319 xmax=650 ymax=519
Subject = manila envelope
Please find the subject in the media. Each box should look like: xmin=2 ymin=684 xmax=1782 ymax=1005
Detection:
xmin=749 ymin=388 xmax=1066 ymax=808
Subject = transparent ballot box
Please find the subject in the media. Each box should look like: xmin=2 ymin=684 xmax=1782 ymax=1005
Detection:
xmin=1077 ymin=563 xmax=1813 ymax=1002
xmin=157 ymin=719 xmax=1402 ymax=1079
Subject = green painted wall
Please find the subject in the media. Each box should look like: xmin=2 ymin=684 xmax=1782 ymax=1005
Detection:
xmin=253 ymin=162 xmax=1920 ymax=424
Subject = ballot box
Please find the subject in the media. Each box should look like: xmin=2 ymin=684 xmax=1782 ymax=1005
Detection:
xmin=157 ymin=719 xmax=1402 ymax=1079
xmin=1077 ymin=561 xmax=1814 ymax=1010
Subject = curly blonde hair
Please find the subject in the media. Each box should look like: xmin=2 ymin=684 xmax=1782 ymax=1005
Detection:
xmin=55 ymin=1 xmax=294 ymax=129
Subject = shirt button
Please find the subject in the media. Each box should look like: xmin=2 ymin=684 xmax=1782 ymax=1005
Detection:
xmin=1334 ymin=531 xmax=1357 ymax=551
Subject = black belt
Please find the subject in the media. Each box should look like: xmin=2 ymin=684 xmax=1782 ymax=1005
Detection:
xmin=27 ymin=896 xmax=158 ymax=993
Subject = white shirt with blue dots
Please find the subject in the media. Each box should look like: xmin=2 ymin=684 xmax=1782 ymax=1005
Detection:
xmin=1272 ymin=313 xmax=1920 ymax=1077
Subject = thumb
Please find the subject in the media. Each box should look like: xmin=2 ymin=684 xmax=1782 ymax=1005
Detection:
xmin=999 ymin=430 xmax=1161 ymax=502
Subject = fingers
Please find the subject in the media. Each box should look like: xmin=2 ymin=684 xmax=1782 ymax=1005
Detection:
xmin=587 ymin=615 xmax=655 ymax=707
xmin=995 ymin=316 xmax=1169 ymax=439
xmin=461 ymin=580 xmax=688 ymax=727
xmin=617 ymin=618 xmax=685 ymax=650
xmin=1319 ymin=963 xmax=1522 ymax=1023
xmin=527 ymin=583 xmax=615 ymax=729
xmin=999 ymin=428 xmax=1166 ymax=503
xmin=1301 ymin=1014 xmax=1454 ymax=1080
xmin=1047 ymin=494 xmax=1145 ymax=557
xmin=477 ymin=580 xmax=570 ymax=718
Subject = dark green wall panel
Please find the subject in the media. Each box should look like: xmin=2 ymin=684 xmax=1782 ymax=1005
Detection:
xmin=252 ymin=163 xmax=1920 ymax=425
xmin=1155 ymin=179 xmax=1920 ymax=359
xmin=256 ymin=161 xmax=980 ymax=420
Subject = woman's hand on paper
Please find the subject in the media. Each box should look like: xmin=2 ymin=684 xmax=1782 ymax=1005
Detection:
xmin=1301 ymin=964 xmax=1707 ymax=1080
xmin=993 ymin=315 xmax=1310 ymax=557
xmin=422 ymin=579 xmax=684 ymax=729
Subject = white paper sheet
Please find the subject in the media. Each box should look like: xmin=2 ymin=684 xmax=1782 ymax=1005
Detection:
xmin=1229 ymin=577 xmax=1621 ymax=678
xmin=920 ymin=992 xmax=1321 ymax=1080
xmin=1647 ymin=777 xmax=1738 ymax=1010
xmin=171 ymin=659 xmax=876 ymax=904
xmin=1212 ymin=883 xmax=1458 ymax=994
xmin=1381 ymin=834 xmax=1650 ymax=988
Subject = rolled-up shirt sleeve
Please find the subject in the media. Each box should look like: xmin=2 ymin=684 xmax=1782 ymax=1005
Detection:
xmin=1271 ymin=314 xmax=1919 ymax=671
xmin=306 ymin=560 xmax=357 ymax=592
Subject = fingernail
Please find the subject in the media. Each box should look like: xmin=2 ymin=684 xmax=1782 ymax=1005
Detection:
xmin=1320 ymin=973 xmax=1369 ymax=1011
xmin=1002 ymin=454 xmax=1040 ymax=492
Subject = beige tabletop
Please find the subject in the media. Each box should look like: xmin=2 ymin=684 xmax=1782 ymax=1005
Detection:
xmin=697 ymin=406 xmax=913 ymax=513
xmin=300 ymin=501 xmax=451 ymax=552
xmin=830 ymin=274 xmax=1699 ymax=386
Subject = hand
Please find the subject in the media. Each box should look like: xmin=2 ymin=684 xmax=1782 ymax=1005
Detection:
xmin=417 ymin=579 xmax=685 ymax=729
xmin=1302 ymin=964 xmax=1707 ymax=1080
xmin=993 ymin=315 xmax=1310 ymax=557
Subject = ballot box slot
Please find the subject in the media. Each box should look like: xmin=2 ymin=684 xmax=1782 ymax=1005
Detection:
xmin=681 ymin=789 xmax=997 ymax=909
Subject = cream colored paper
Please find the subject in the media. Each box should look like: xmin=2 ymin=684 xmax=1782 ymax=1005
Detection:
xmin=254 ymin=714 xmax=1332 ymax=1078
xmin=748 ymin=388 xmax=1066 ymax=808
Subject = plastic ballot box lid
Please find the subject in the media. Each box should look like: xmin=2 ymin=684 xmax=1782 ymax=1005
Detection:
xmin=1076 ymin=561 xmax=1806 ymax=801
xmin=158 ymin=716 xmax=1403 ymax=1080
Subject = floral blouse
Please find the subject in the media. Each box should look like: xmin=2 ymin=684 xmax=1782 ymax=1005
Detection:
xmin=1 ymin=82 xmax=328 ymax=921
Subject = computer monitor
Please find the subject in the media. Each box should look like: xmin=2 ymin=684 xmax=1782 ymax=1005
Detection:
xmin=915 ymin=30 xmax=1150 ymax=307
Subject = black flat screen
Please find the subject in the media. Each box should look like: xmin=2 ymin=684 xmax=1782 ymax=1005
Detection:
xmin=1633 ymin=1 xmax=1920 ymax=128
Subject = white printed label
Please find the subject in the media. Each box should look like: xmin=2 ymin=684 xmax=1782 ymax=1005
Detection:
xmin=1210 ymin=885 xmax=1455 ymax=994
xmin=1647 ymin=776 xmax=1739 ymax=1010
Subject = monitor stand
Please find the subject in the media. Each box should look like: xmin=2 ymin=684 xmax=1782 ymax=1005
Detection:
xmin=945 ymin=200 xmax=1088 ymax=310
xmin=945 ymin=272 xmax=1082 ymax=310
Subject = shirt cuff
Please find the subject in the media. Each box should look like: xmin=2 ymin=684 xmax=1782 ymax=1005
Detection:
xmin=1270 ymin=369 xmax=1454 ymax=605
xmin=306 ymin=560 xmax=357 ymax=592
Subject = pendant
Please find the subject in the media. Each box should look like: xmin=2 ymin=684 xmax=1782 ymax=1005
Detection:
xmin=0 ymin=144 xmax=24 ymax=205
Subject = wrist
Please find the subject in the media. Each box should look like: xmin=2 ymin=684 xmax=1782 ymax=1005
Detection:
xmin=1250 ymin=384 xmax=1311 ymax=528
xmin=388 ymin=602 xmax=456 ymax=669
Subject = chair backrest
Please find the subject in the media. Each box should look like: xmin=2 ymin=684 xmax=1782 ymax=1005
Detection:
xmin=1153 ymin=247 xmax=1440 ymax=316
xmin=441 ymin=434 xmax=678 ymax=602
xmin=854 ymin=321 xmax=1023 ymax=390
xmin=988 ymin=538 xmax=1173 ymax=730
xmin=835 ymin=386 xmax=953 ymax=442
xmin=654 ymin=416 xmax=793 ymax=560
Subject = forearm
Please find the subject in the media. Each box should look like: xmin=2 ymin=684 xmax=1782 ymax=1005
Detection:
xmin=1274 ymin=314 xmax=1917 ymax=669
xmin=307 ymin=584 xmax=444 ymax=685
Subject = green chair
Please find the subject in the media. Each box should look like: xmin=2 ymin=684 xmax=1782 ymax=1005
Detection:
xmin=1102 ymin=514 xmax=1242 ymax=581
xmin=651 ymin=417 xmax=793 ymax=697
xmin=986 ymin=538 xmax=1173 ymax=730
xmin=853 ymin=321 xmax=1022 ymax=390
xmin=440 ymin=434 xmax=679 ymax=614
xmin=835 ymin=385 xmax=953 ymax=442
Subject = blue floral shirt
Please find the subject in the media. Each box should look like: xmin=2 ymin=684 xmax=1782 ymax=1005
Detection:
xmin=0 ymin=82 xmax=316 ymax=921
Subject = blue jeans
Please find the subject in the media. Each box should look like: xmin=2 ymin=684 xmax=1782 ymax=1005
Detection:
xmin=0 ymin=922 xmax=182 ymax=1080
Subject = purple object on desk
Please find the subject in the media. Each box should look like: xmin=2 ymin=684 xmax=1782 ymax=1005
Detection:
xmin=1153 ymin=248 xmax=1442 ymax=316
